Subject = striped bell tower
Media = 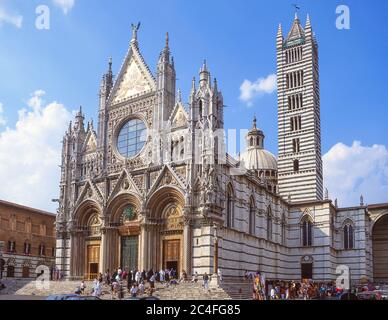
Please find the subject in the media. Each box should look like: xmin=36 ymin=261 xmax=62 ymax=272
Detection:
xmin=277 ymin=13 xmax=323 ymax=203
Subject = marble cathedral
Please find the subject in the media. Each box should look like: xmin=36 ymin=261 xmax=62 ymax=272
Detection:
xmin=55 ymin=15 xmax=388 ymax=284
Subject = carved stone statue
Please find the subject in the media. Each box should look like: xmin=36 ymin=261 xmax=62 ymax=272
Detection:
xmin=131 ymin=22 xmax=141 ymax=41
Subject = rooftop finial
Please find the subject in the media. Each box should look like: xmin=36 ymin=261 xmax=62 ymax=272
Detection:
xmin=253 ymin=114 xmax=257 ymax=129
xmin=177 ymin=89 xmax=182 ymax=102
xmin=292 ymin=4 xmax=300 ymax=19
xmin=165 ymin=32 xmax=169 ymax=48
xmin=131 ymin=22 xmax=141 ymax=43
xmin=108 ymin=57 xmax=112 ymax=72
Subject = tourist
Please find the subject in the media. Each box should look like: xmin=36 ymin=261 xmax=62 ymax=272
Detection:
xmin=203 ymin=272 xmax=210 ymax=292
xmin=135 ymin=270 xmax=142 ymax=284
xmin=192 ymin=271 xmax=199 ymax=283
xmin=80 ymin=280 xmax=86 ymax=295
xmin=130 ymin=283 xmax=138 ymax=298
xmin=270 ymin=286 xmax=276 ymax=300
xmin=138 ymin=281 xmax=145 ymax=295
xmin=93 ymin=279 xmax=102 ymax=297
xmin=149 ymin=273 xmax=156 ymax=290
xmin=218 ymin=269 xmax=223 ymax=282
xmin=159 ymin=269 xmax=165 ymax=283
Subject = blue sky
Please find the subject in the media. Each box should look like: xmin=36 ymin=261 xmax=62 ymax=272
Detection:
xmin=0 ymin=0 xmax=387 ymax=211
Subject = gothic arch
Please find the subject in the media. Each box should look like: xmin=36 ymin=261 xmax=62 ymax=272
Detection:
xmin=146 ymin=186 xmax=185 ymax=219
xmin=106 ymin=192 xmax=142 ymax=224
xmin=73 ymin=199 xmax=102 ymax=225
xmin=371 ymin=211 xmax=388 ymax=232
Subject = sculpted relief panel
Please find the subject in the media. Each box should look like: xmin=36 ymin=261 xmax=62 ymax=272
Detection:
xmin=112 ymin=58 xmax=152 ymax=104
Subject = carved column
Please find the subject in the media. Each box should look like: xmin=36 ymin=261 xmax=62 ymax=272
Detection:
xmin=101 ymin=226 xmax=117 ymax=273
xmin=140 ymin=224 xmax=148 ymax=271
xmin=183 ymin=214 xmax=193 ymax=276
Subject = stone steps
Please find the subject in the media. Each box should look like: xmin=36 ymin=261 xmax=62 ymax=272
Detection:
xmin=0 ymin=279 xmax=254 ymax=300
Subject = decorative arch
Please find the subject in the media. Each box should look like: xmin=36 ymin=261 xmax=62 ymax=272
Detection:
xmin=301 ymin=214 xmax=313 ymax=247
xmin=267 ymin=205 xmax=273 ymax=241
xmin=73 ymin=199 xmax=102 ymax=226
xmin=146 ymin=186 xmax=185 ymax=220
xmin=248 ymin=196 xmax=256 ymax=235
xmin=106 ymin=192 xmax=142 ymax=224
xmin=226 ymin=183 xmax=235 ymax=228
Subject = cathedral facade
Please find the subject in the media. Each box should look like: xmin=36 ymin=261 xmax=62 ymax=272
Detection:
xmin=55 ymin=15 xmax=388 ymax=284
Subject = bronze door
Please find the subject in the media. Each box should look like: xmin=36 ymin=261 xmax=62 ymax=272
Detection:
xmin=163 ymin=239 xmax=180 ymax=276
xmin=87 ymin=245 xmax=100 ymax=280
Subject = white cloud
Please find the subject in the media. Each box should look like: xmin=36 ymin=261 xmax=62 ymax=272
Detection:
xmin=239 ymin=74 xmax=277 ymax=106
xmin=323 ymin=141 xmax=388 ymax=207
xmin=0 ymin=7 xmax=23 ymax=28
xmin=0 ymin=90 xmax=73 ymax=212
xmin=52 ymin=0 xmax=75 ymax=15
xmin=0 ymin=103 xmax=6 ymax=126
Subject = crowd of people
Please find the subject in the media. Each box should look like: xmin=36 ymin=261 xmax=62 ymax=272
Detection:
xmin=77 ymin=267 xmax=200 ymax=299
xmin=248 ymin=270 xmax=367 ymax=300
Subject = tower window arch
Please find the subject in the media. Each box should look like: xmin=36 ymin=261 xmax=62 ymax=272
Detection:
xmin=267 ymin=206 xmax=272 ymax=241
xmin=301 ymin=215 xmax=313 ymax=247
xmin=249 ymin=197 xmax=255 ymax=235
xmin=199 ymin=100 xmax=203 ymax=118
xmin=344 ymin=222 xmax=354 ymax=250
xmin=293 ymin=159 xmax=300 ymax=172
xmin=226 ymin=185 xmax=234 ymax=228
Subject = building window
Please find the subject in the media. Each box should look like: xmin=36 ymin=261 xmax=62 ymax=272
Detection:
xmin=281 ymin=216 xmax=286 ymax=245
xmin=117 ymin=118 xmax=147 ymax=158
xmin=286 ymin=70 xmax=304 ymax=89
xmin=24 ymin=242 xmax=31 ymax=255
xmin=292 ymin=138 xmax=300 ymax=153
xmin=267 ymin=206 xmax=272 ymax=241
xmin=290 ymin=116 xmax=302 ymax=132
xmin=302 ymin=216 xmax=313 ymax=247
xmin=39 ymin=244 xmax=46 ymax=256
xmin=344 ymin=224 xmax=354 ymax=250
xmin=288 ymin=93 xmax=303 ymax=110
xmin=52 ymin=247 xmax=56 ymax=257
xmin=293 ymin=159 xmax=300 ymax=172
xmin=7 ymin=241 xmax=16 ymax=253
xmin=249 ymin=198 xmax=255 ymax=235
xmin=226 ymin=186 xmax=234 ymax=228
xmin=7 ymin=266 xmax=15 ymax=278
xmin=22 ymin=266 xmax=30 ymax=278
xmin=199 ymin=100 xmax=203 ymax=118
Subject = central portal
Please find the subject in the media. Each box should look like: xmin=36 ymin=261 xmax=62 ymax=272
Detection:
xmin=121 ymin=236 xmax=139 ymax=270
xmin=163 ymin=239 xmax=181 ymax=275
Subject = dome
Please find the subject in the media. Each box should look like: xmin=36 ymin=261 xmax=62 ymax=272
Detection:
xmin=240 ymin=115 xmax=277 ymax=171
xmin=240 ymin=148 xmax=277 ymax=171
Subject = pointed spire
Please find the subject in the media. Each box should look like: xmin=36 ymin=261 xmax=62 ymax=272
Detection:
xmin=360 ymin=195 xmax=364 ymax=206
xmin=165 ymin=32 xmax=169 ymax=49
xmin=252 ymin=114 xmax=257 ymax=129
xmin=213 ymin=78 xmax=218 ymax=92
xmin=177 ymin=89 xmax=182 ymax=102
xmin=108 ymin=57 xmax=112 ymax=72
xmin=191 ymin=77 xmax=196 ymax=93
xmin=277 ymin=23 xmax=283 ymax=38
xmin=306 ymin=13 xmax=311 ymax=26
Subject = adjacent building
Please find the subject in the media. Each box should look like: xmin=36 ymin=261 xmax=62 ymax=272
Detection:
xmin=55 ymin=14 xmax=388 ymax=285
xmin=0 ymin=200 xmax=56 ymax=279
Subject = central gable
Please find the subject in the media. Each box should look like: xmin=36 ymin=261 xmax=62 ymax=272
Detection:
xmin=109 ymin=41 xmax=156 ymax=106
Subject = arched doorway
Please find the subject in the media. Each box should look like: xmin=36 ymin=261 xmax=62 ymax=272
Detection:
xmin=146 ymin=187 xmax=186 ymax=276
xmin=372 ymin=214 xmax=388 ymax=283
xmin=105 ymin=193 xmax=142 ymax=274
xmin=70 ymin=200 xmax=102 ymax=280
xmin=0 ymin=258 xmax=5 ymax=279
